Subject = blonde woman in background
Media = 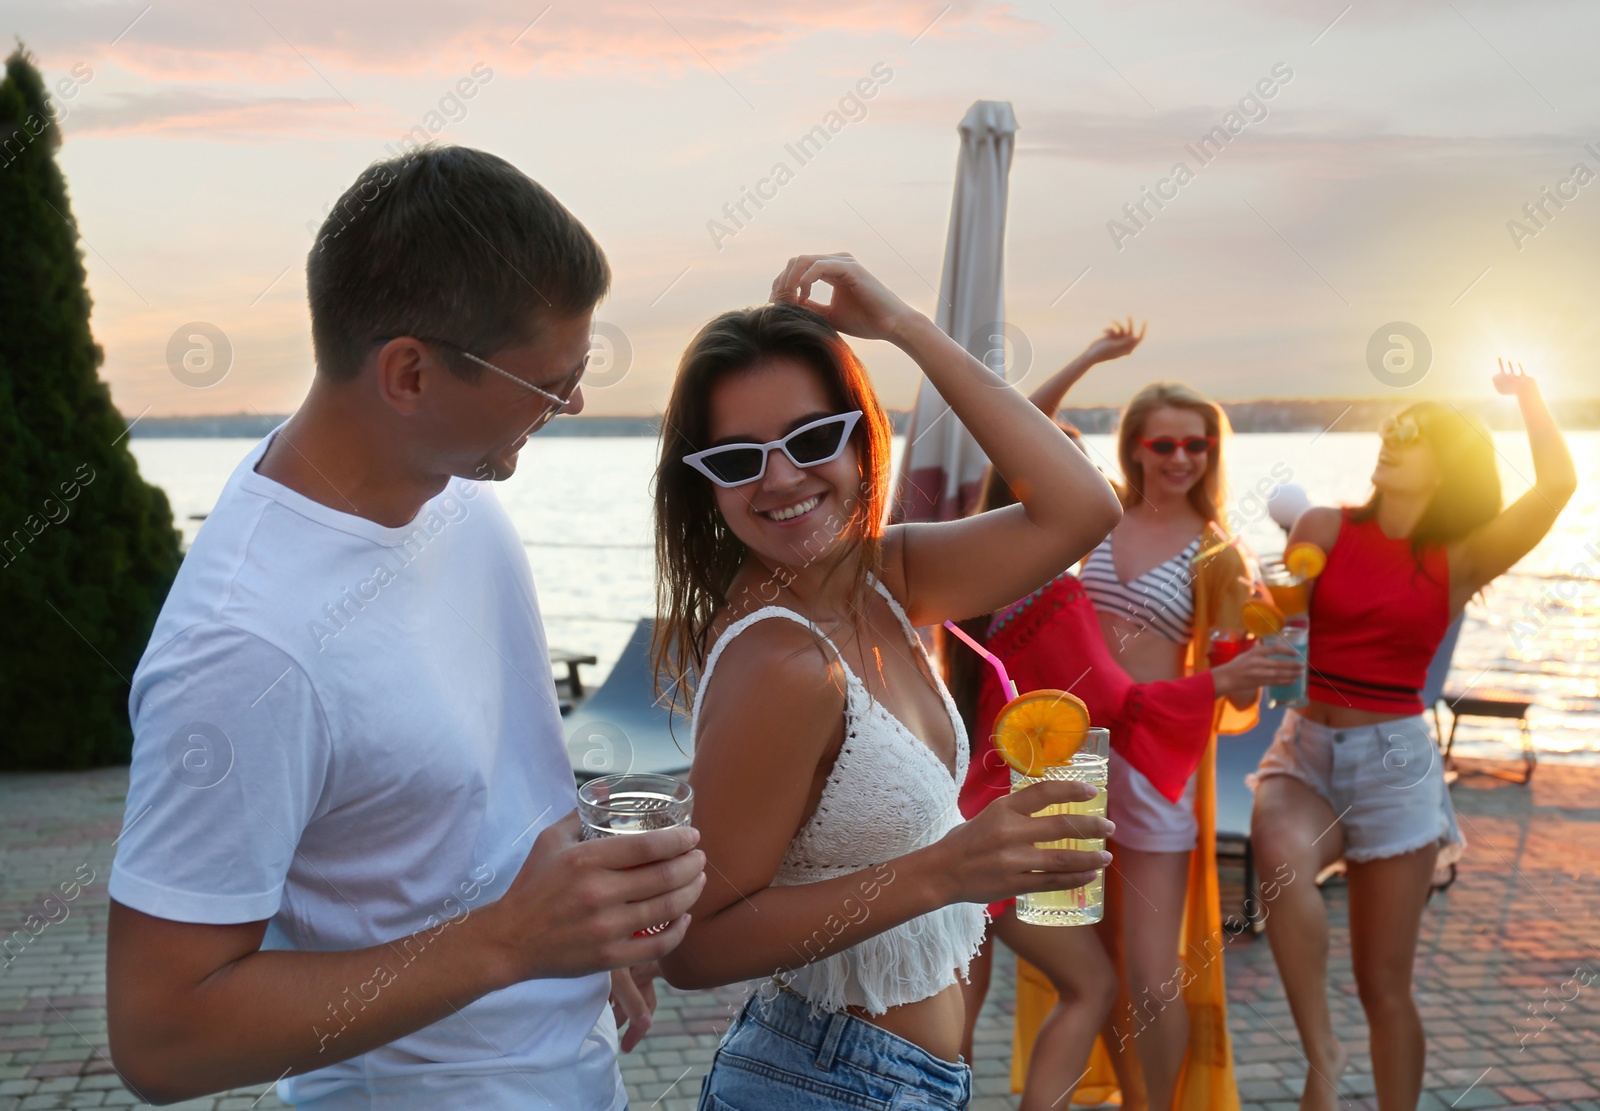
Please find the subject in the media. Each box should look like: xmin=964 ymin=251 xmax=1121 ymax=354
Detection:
xmin=954 ymin=334 xmax=1298 ymax=1110
xmin=1010 ymin=372 xmax=1280 ymax=1109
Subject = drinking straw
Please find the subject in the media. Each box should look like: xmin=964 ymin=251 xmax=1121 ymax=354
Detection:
xmin=1195 ymin=530 xmax=1246 ymax=561
xmin=942 ymin=620 xmax=1019 ymax=701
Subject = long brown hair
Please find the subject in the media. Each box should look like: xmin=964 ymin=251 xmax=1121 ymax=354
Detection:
xmin=651 ymin=302 xmax=894 ymax=715
xmin=1351 ymin=401 xmax=1501 ymax=569
xmin=1116 ymin=382 xmax=1230 ymax=529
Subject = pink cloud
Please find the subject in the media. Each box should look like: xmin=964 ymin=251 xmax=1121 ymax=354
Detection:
xmin=6 ymin=0 xmax=1046 ymax=138
xmin=19 ymin=0 xmax=1042 ymax=84
xmin=66 ymin=89 xmax=375 ymax=139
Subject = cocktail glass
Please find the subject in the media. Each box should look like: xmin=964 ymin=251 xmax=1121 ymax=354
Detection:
xmin=1011 ymin=727 xmax=1110 ymax=927
xmin=1208 ymin=628 xmax=1251 ymax=667
xmin=1262 ymin=560 xmax=1309 ymax=618
xmin=1264 ymin=617 xmax=1310 ymax=709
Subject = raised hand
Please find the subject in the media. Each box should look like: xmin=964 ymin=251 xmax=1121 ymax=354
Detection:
xmin=1080 ymin=316 xmax=1147 ymax=366
xmin=768 ymin=253 xmax=919 ymax=343
xmin=1493 ymin=357 xmax=1538 ymax=397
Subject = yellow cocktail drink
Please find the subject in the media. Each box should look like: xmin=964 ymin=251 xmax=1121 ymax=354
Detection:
xmin=1011 ymin=728 xmax=1109 ymax=926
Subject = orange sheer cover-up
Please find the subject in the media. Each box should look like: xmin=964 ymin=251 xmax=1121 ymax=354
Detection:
xmin=962 ymin=526 xmax=1255 ymax=1108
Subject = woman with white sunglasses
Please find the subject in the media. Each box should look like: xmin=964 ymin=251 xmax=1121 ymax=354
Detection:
xmin=1250 ymin=366 xmax=1574 ymax=1111
xmin=652 ymin=254 xmax=1123 ymax=1110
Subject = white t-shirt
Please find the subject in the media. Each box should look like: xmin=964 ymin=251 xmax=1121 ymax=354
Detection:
xmin=109 ymin=434 xmax=624 ymax=1111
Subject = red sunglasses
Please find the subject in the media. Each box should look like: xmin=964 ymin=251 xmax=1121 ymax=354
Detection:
xmin=1139 ymin=436 xmax=1216 ymax=455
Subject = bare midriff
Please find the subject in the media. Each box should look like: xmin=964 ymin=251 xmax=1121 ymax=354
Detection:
xmin=1296 ymin=698 xmax=1416 ymax=729
xmin=847 ymin=981 xmax=967 ymax=1064
xmin=1097 ymin=610 xmax=1187 ymax=683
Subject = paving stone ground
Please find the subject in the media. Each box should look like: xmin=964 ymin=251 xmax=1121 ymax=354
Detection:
xmin=3 ymin=758 xmax=1595 ymax=1110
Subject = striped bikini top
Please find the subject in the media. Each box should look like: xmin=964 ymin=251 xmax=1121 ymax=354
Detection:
xmin=1080 ymin=533 xmax=1202 ymax=645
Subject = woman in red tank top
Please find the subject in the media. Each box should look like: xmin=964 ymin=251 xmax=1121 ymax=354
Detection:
xmin=1250 ymin=366 xmax=1576 ymax=1111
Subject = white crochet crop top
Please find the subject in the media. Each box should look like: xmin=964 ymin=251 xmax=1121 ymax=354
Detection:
xmin=689 ymin=574 xmax=987 ymax=1016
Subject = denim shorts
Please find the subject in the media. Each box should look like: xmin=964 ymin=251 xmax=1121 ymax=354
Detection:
xmin=1249 ymin=711 xmax=1466 ymax=865
xmin=697 ymin=985 xmax=971 ymax=1110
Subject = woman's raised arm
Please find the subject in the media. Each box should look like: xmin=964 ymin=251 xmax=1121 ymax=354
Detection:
xmin=770 ymin=253 xmax=1123 ymax=626
xmin=1025 ymin=316 xmax=1145 ymax=419
xmin=1451 ymin=365 xmax=1577 ymax=611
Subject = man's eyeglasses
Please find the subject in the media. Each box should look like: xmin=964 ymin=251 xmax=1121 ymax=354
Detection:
xmin=1378 ymin=415 xmax=1422 ymax=447
xmin=1138 ymin=435 xmax=1216 ymax=456
xmin=375 ymin=335 xmax=586 ymax=431
xmin=683 ymin=411 xmax=863 ymax=488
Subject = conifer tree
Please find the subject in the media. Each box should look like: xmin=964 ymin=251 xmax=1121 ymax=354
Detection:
xmin=0 ymin=46 xmax=181 ymax=768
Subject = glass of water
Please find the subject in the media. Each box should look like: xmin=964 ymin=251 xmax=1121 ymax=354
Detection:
xmin=1010 ymin=728 xmax=1110 ymax=927
xmin=577 ymin=773 xmax=693 ymax=839
xmin=577 ymin=774 xmax=694 ymax=936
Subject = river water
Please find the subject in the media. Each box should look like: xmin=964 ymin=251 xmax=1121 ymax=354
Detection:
xmin=129 ymin=431 xmax=1599 ymax=765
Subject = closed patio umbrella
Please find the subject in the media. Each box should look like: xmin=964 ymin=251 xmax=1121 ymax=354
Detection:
xmin=889 ymin=100 xmax=1018 ymax=524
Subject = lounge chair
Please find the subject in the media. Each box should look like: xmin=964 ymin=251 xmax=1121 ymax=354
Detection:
xmin=1423 ymin=614 xmax=1464 ymax=746
xmin=1422 ymin=614 xmax=1470 ymax=890
xmin=550 ymin=645 xmax=599 ymax=708
xmin=563 ymin=618 xmax=695 ymax=783
xmin=1426 ymin=614 xmax=1536 ymax=785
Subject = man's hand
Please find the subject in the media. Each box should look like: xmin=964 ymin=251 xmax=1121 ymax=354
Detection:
xmin=479 ymin=811 xmax=706 ymax=986
xmin=610 ymin=963 xmax=660 ymax=1052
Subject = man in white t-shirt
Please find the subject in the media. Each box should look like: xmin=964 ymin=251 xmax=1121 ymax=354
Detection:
xmin=106 ymin=146 xmax=706 ymax=1110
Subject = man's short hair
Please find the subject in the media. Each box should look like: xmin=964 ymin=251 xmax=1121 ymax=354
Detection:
xmin=306 ymin=145 xmax=610 ymax=381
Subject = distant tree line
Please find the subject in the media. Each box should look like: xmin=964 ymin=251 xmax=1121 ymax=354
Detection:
xmin=131 ymin=397 xmax=1600 ymax=440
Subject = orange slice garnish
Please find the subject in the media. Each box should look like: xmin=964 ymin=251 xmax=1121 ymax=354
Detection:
xmin=1284 ymin=541 xmax=1328 ymax=581
xmin=1242 ymin=597 xmax=1286 ymax=638
xmin=992 ymin=689 xmax=1091 ymax=776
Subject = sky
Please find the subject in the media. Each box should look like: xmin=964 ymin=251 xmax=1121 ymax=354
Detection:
xmin=6 ymin=0 xmax=1600 ymax=418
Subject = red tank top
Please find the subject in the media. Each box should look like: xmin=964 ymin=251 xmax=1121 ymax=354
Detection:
xmin=1306 ymin=508 xmax=1451 ymax=714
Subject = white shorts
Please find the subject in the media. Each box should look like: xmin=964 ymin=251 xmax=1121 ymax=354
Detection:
xmin=1107 ymin=748 xmax=1198 ymax=853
